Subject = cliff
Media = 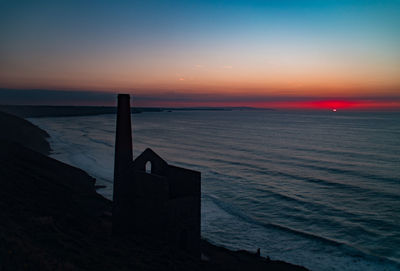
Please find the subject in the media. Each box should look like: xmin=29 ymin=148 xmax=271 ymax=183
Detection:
xmin=0 ymin=111 xmax=307 ymax=271
xmin=0 ymin=111 xmax=50 ymax=154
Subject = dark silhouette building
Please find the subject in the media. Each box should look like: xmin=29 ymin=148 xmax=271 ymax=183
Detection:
xmin=113 ymin=94 xmax=201 ymax=257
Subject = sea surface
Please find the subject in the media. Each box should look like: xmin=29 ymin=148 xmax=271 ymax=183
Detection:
xmin=30 ymin=110 xmax=400 ymax=271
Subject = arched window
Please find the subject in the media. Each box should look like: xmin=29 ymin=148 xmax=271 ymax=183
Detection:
xmin=145 ymin=161 xmax=152 ymax=173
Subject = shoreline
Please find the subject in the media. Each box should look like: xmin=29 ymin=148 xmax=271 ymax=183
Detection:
xmin=0 ymin=109 xmax=307 ymax=271
xmin=14 ymin=109 xmax=400 ymax=271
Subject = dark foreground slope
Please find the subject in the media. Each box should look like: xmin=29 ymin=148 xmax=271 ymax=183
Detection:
xmin=0 ymin=111 xmax=50 ymax=154
xmin=0 ymin=112 xmax=307 ymax=271
xmin=0 ymin=141 xmax=198 ymax=270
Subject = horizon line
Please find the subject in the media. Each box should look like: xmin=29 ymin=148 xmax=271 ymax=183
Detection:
xmin=1 ymin=88 xmax=400 ymax=110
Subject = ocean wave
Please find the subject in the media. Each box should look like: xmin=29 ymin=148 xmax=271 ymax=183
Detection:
xmin=29 ymin=112 xmax=400 ymax=271
xmin=204 ymin=194 xmax=400 ymax=269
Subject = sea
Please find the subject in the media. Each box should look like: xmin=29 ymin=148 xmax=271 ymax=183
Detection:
xmin=29 ymin=110 xmax=400 ymax=271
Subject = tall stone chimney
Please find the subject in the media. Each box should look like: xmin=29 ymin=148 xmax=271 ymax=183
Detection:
xmin=113 ymin=94 xmax=133 ymax=205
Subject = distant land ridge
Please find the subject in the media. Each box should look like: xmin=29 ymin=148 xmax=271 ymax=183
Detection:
xmin=0 ymin=105 xmax=270 ymax=118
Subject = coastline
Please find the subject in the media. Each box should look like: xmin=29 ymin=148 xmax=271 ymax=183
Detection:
xmin=0 ymin=105 xmax=270 ymax=119
xmin=0 ymin=109 xmax=307 ymax=271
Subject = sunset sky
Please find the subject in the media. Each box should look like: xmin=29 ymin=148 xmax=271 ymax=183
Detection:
xmin=1 ymin=0 xmax=399 ymax=109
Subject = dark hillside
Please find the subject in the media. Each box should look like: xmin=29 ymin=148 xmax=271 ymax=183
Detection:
xmin=0 ymin=111 xmax=50 ymax=154
xmin=0 ymin=112 xmax=307 ymax=271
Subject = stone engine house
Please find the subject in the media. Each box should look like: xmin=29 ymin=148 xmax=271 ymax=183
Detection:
xmin=112 ymin=94 xmax=201 ymax=257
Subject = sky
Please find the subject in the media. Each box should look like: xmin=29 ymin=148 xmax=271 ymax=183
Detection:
xmin=1 ymin=0 xmax=399 ymax=109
